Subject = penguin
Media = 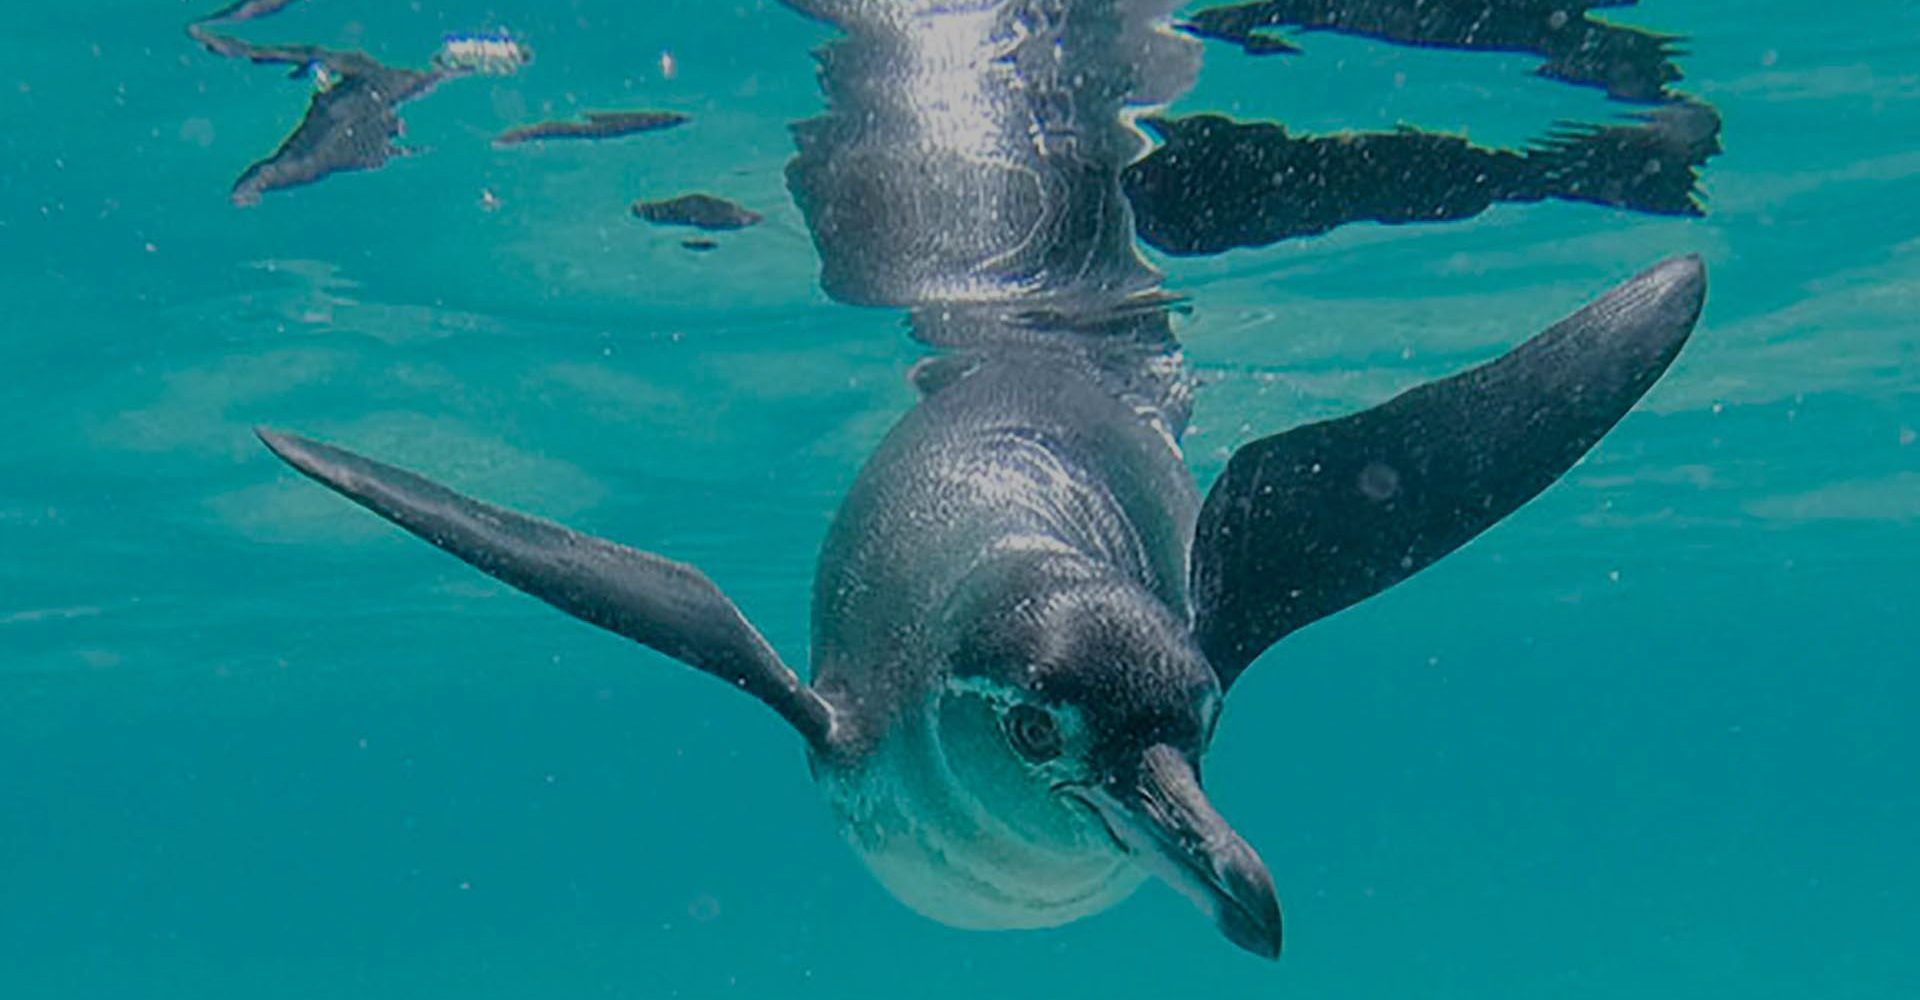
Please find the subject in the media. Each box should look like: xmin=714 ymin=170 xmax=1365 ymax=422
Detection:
xmin=255 ymin=253 xmax=1705 ymax=959
xmin=252 ymin=0 xmax=1712 ymax=960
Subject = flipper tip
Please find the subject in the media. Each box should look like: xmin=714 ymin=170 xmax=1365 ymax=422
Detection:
xmin=1618 ymin=253 xmax=1708 ymax=331
xmin=254 ymin=425 xmax=299 ymax=459
xmin=1546 ymin=252 xmax=1706 ymax=386
xmin=1649 ymin=251 xmax=1706 ymax=287
xmin=254 ymin=426 xmax=335 ymax=483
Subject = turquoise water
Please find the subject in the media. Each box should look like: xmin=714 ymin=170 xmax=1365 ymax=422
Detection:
xmin=4 ymin=1 xmax=1917 ymax=996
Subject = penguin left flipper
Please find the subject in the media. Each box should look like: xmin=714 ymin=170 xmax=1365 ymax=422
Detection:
xmin=1190 ymin=255 xmax=1706 ymax=688
xmin=254 ymin=429 xmax=838 ymax=749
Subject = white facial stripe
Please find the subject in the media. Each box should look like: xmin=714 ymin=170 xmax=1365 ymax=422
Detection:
xmin=942 ymin=674 xmax=1092 ymax=751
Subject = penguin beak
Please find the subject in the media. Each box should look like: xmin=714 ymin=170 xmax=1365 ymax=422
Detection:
xmin=1076 ymin=744 xmax=1283 ymax=958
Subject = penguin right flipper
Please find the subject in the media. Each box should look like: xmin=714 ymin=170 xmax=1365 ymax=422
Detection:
xmin=255 ymin=428 xmax=838 ymax=750
xmin=1189 ymin=255 xmax=1706 ymax=689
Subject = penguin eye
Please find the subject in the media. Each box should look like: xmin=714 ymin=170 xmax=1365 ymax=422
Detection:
xmin=1004 ymin=704 xmax=1062 ymax=763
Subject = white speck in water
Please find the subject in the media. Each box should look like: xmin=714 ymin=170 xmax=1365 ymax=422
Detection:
xmin=1900 ymin=427 xmax=1915 ymax=447
xmin=1608 ymin=570 xmax=1621 ymax=583
xmin=179 ymin=117 xmax=215 ymax=147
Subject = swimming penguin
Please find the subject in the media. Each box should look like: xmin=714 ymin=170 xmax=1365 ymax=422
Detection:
xmin=254 ymin=0 xmax=1708 ymax=960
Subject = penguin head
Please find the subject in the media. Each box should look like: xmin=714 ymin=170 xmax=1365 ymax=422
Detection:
xmin=936 ymin=558 xmax=1283 ymax=958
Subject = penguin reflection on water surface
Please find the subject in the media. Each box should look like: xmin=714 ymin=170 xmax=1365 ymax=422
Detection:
xmin=255 ymin=0 xmax=1708 ymax=960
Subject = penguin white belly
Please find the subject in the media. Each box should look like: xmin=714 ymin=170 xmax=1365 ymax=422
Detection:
xmin=816 ymin=696 xmax=1146 ymax=930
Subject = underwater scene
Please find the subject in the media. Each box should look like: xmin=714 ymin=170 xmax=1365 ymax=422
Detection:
xmin=3 ymin=0 xmax=1916 ymax=997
